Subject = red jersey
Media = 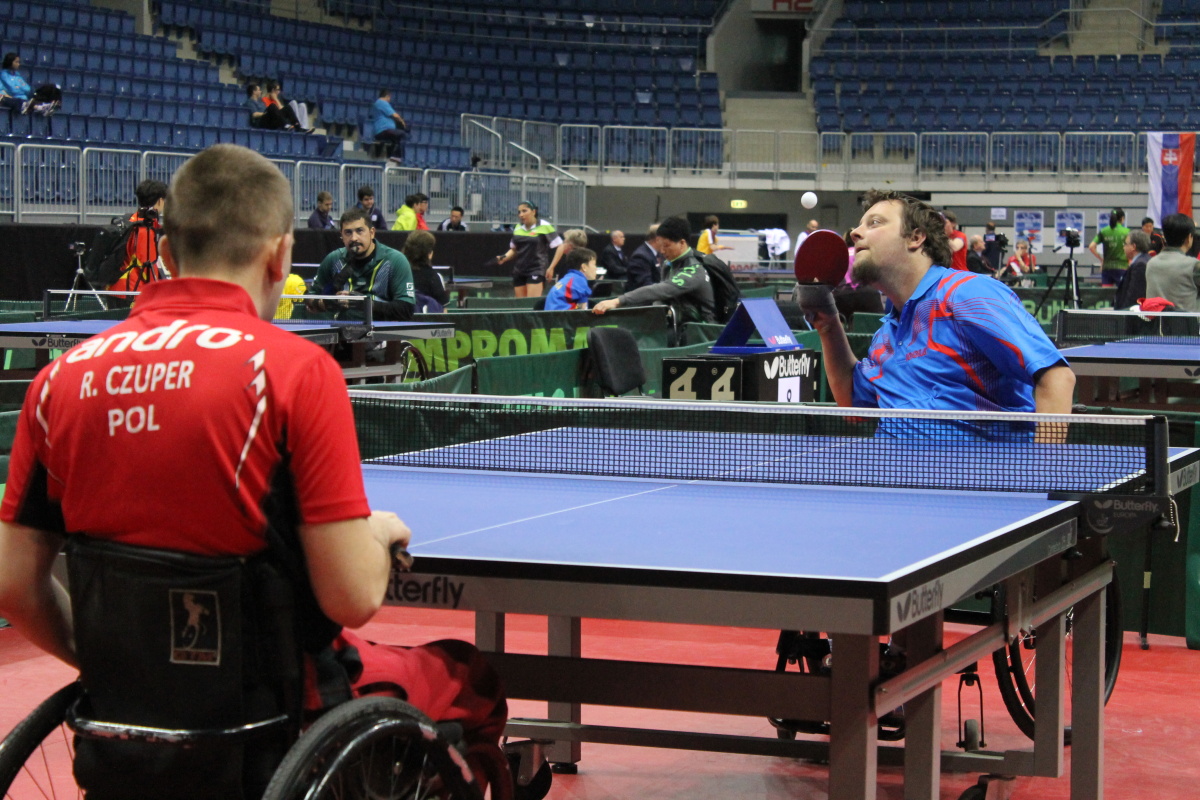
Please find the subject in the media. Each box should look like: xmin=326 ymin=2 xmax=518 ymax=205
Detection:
xmin=950 ymin=230 xmax=969 ymax=271
xmin=0 ymin=278 xmax=370 ymax=556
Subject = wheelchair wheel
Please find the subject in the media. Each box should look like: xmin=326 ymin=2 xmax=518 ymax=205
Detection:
xmin=0 ymin=681 xmax=81 ymax=797
xmin=394 ymin=342 xmax=429 ymax=383
xmin=262 ymin=696 xmax=483 ymax=800
xmin=992 ymin=571 xmax=1123 ymax=744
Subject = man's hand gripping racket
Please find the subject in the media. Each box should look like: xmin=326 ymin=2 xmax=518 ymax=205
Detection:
xmin=792 ymin=230 xmax=849 ymax=329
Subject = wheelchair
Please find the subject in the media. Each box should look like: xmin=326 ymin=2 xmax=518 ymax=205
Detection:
xmin=0 ymin=536 xmax=548 ymax=799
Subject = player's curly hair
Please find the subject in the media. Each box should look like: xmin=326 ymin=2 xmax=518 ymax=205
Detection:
xmin=861 ymin=189 xmax=952 ymax=268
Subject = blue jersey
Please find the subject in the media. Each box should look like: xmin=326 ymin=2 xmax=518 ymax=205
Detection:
xmin=372 ymin=98 xmax=397 ymax=133
xmin=543 ymin=270 xmax=592 ymax=310
xmin=852 ymin=266 xmax=1066 ymax=438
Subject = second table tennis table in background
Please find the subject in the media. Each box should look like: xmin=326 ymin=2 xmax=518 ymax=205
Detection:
xmin=1057 ymin=308 xmax=1200 ymax=411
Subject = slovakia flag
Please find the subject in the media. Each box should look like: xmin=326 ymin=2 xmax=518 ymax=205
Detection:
xmin=1146 ymin=132 xmax=1194 ymax=226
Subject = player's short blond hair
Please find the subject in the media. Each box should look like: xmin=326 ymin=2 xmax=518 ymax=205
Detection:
xmin=163 ymin=144 xmax=293 ymax=272
xmin=563 ymin=229 xmax=588 ymax=248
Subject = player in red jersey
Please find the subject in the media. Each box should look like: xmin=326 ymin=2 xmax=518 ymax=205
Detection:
xmin=0 ymin=144 xmax=509 ymax=793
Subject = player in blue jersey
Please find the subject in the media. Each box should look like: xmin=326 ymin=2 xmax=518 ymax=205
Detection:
xmin=802 ymin=190 xmax=1075 ymax=435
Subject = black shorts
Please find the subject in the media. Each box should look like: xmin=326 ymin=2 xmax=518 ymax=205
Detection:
xmin=511 ymin=266 xmax=546 ymax=287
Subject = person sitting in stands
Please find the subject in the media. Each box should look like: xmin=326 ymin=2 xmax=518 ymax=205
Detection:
xmin=544 ymin=247 xmax=598 ymax=310
xmin=1 ymin=52 xmax=59 ymax=116
xmin=371 ymin=89 xmax=409 ymax=164
xmin=245 ymin=84 xmax=287 ymax=131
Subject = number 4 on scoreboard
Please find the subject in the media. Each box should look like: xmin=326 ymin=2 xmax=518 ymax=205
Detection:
xmin=665 ymin=361 xmax=741 ymax=401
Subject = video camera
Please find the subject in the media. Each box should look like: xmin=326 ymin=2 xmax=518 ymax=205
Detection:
xmin=984 ymin=231 xmax=1009 ymax=252
xmin=1061 ymin=227 xmax=1081 ymax=249
xmin=68 ymin=241 xmax=88 ymax=256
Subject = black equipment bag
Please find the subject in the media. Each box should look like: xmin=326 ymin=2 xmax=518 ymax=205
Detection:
xmin=67 ymin=536 xmax=303 ymax=800
xmin=699 ymin=253 xmax=743 ymax=324
xmin=83 ymin=216 xmax=139 ymax=287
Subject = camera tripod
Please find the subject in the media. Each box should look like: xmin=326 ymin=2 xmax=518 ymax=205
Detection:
xmin=1033 ymin=241 xmax=1082 ymax=318
xmin=66 ymin=242 xmax=108 ymax=312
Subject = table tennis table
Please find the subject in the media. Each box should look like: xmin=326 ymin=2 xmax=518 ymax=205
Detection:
xmin=353 ymin=392 xmax=1200 ymax=800
xmin=0 ymin=318 xmax=453 ymax=382
xmin=1057 ymin=308 xmax=1200 ymax=411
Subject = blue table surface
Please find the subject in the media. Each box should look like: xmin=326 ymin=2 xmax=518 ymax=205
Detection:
xmin=1060 ymin=340 xmax=1200 ymax=361
xmin=363 ymin=464 xmax=1073 ymax=583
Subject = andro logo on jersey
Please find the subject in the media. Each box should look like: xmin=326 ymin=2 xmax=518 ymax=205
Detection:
xmin=895 ymin=579 xmax=943 ymax=624
xmin=387 ymin=575 xmax=465 ymax=609
xmin=169 ymin=589 xmax=221 ymax=666
xmin=763 ymin=352 xmax=813 ymax=380
xmin=66 ymin=319 xmax=252 ymax=364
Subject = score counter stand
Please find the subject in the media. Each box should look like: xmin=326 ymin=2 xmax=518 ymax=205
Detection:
xmin=662 ymin=298 xmax=821 ymax=402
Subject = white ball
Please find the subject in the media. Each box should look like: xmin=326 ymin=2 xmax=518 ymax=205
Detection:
xmin=801 ymin=191 xmax=818 ymax=210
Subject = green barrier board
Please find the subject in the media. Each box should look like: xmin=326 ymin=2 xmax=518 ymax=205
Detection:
xmin=408 ymin=307 xmax=669 ymax=374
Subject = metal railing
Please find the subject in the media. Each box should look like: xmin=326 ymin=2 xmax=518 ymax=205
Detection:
xmin=1 ymin=145 xmax=587 ymax=229
xmin=464 ymin=114 xmax=1191 ymax=190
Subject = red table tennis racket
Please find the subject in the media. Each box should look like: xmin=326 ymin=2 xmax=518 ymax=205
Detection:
xmin=794 ymin=229 xmax=850 ymax=286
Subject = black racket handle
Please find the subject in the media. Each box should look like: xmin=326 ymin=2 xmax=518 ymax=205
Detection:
xmin=389 ymin=542 xmax=414 ymax=572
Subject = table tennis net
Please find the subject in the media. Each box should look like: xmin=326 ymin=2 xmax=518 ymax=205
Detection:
xmin=350 ymin=392 xmax=1167 ymax=496
xmin=1056 ymin=308 xmax=1200 ymax=346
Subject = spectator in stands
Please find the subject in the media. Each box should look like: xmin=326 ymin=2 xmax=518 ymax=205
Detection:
xmin=1089 ymin=207 xmax=1130 ymax=286
xmin=497 ymin=201 xmax=562 ymax=298
xmin=793 ymin=219 xmax=819 ymax=257
xmin=0 ymin=53 xmax=32 ymax=114
xmin=1002 ymin=239 xmax=1037 ymax=281
xmin=1141 ymin=216 xmax=1166 ymax=255
xmin=545 ymin=247 xmax=598 ymax=311
xmin=982 ymin=222 xmax=1004 ymax=268
xmin=307 ymin=191 xmax=335 ymax=230
xmin=392 ymin=193 xmax=429 ymax=231
xmin=1115 ymin=230 xmax=1152 ymax=309
xmin=274 ymin=78 xmax=311 ymax=131
xmin=546 ymin=228 xmax=587 ymax=282
xmin=1145 ymin=213 xmax=1200 ymax=312
xmin=263 ymin=80 xmax=310 ymax=133
xmin=356 ymin=185 xmax=386 ymax=230
xmin=592 ymin=216 xmax=715 ymax=324
xmin=696 ymin=215 xmax=733 ymax=256
xmin=313 ymin=208 xmax=415 ymax=320
xmin=625 ymin=223 xmax=661 ymax=293
xmin=245 ymin=83 xmax=287 ymax=131
xmin=438 ymin=206 xmax=468 ymax=232
xmin=0 ymin=53 xmax=59 ymax=116
xmin=109 ymin=179 xmax=168 ymax=295
xmin=943 ymin=210 xmax=968 ymax=271
xmin=402 ymin=230 xmax=449 ymax=312
xmin=371 ymin=89 xmax=409 ymax=164
xmin=599 ymin=231 xmax=628 ymax=279
xmin=966 ymin=235 xmax=991 ymax=274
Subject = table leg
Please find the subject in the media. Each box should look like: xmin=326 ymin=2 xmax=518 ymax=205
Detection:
xmin=1071 ymin=585 xmax=1105 ymax=800
xmin=546 ymin=615 xmax=582 ymax=769
xmin=1032 ymin=611 xmax=1065 ymax=778
xmin=476 ymin=611 xmax=505 ymax=652
xmin=828 ymin=632 xmax=878 ymax=800
xmin=901 ymin=613 xmax=943 ymax=800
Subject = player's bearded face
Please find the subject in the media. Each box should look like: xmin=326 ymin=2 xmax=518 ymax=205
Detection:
xmin=851 ymin=253 xmax=882 ymax=285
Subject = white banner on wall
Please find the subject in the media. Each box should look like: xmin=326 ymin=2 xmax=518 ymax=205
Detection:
xmin=1014 ymin=210 xmax=1045 ymax=253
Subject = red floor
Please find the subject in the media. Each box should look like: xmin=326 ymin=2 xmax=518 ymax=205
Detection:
xmin=2 ymin=608 xmax=1198 ymax=799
